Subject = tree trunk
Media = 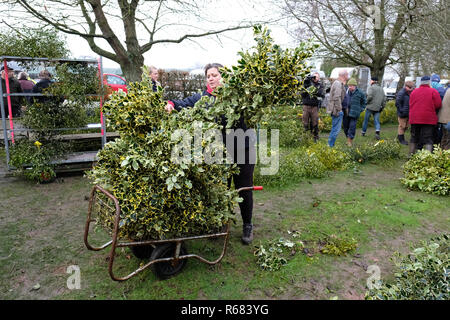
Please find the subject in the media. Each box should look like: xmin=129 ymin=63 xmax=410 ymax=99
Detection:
xmin=396 ymin=61 xmax=409 ymax=92
xmin=371 ymin=59 xmax=385 ymax=83
xmin=119 ymin=54 xmax=145 ymax=83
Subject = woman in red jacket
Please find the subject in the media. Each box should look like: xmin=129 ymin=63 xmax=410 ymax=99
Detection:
xmin=408 ymin=76 xmax=442 ymax=154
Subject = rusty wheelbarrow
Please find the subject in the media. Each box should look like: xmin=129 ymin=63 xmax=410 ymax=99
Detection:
xmin=84 ymin=185 xmax=263 ymax=281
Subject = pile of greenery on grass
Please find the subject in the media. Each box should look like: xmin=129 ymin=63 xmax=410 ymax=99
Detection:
xmin=345 ymin=139 xmax=402 ymax=164
xmin=401 ymin=146 xmax=450 ymax=196
xmin=366 ymin=234 xmax=449 ymax=300
xmin=254 ymin=141 xmax=350 ymax=187
xmin=254 ymin=137 xmax=402 ymax=188
xmin=254 ymin=231 xmax=304 ymax=271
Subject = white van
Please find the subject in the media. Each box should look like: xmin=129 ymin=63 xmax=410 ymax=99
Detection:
xmin=383 ymin=76 xmax=415 ymax=100
xmin=329 ymin=66 xmax=371 ymax=93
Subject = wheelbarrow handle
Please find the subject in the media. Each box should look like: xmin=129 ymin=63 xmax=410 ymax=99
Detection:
xmin=236 ymin=186 xmax=263 ymax=193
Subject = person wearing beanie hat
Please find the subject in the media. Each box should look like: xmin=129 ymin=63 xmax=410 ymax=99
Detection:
xmin=361 ymin=75 xmax=386 ymax=140
xmin=347 ymin=78 xmax=357 ymax=86
xmin=430 ymin=73 xmax=445 ymax=100
xmin=342 ymin=78 xmax=366 ymax=147
xmin=429 ymin=74 xmax=446 ymax=146
xmin=1 ymin=64 xmax=24 ymax=118
xmin=408 ymin=75 xmax=442 ymax=155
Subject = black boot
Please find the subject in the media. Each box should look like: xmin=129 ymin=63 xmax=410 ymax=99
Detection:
xmin=408 ymin=142 xmax=417 ymax=157
xmin=424 ymin=144 xmax=433 ymax=152
xmin=398 ymin=134 xmax=408 ymax=145
xmin=375 ymin=131 xmax=381 ymax=140
xmin=241 ymin=223 xmax=253 ymax=245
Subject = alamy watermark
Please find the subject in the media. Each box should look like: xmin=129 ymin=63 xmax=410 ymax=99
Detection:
xmin=365 ymin=5 xmax=382 ymax=30
xmin=366 ymin=264 xmax=382 ymax=289
xmin=66 ymin=265 xmax=81 ymax=290
xmin=170 ymin=122 xmax=279 ymax=175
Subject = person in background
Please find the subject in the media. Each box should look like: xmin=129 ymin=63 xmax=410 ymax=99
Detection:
xmin=327 ymin=70 xmax=348 ymax=147
xmin=301 ymin=72 xmax=324 ymax=142
xmin=343 ymin=78 xmax=366 ymax=147
xmin=149 ymin=65 xmax=161 ymax=92
xmin=395 ymin=81 xmax=415 ymax=145
xmin=431 ymin=74 xmax=446 ymax=100
xmin=18 ymin=71 xmax=34 ymax=104
xmin=1 ymin=64 xmax=23 ymax=118
xmin=361 ymin=76 xmax=386 ymax=140
xmin=32 ymin=69 xmax=53 ymax=104
xmin=166 ymin=63 xmax=257 ymax=245
xmin=431 ymin=74 xmax=445 ymax=145
xmin=408 ymin=76 xmax=442 ymax=155
xmin=438 ymin=88 xmax=450 ymax=150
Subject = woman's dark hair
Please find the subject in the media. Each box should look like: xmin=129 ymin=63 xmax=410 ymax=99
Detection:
xmin=204 ymin=63 xmax=224 ymax=76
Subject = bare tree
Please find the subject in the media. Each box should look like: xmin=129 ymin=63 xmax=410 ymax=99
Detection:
xmin=283 ymin=0 xmax=421 ymax=80
xmin=4 ymin=0 xmax=264 ymax=82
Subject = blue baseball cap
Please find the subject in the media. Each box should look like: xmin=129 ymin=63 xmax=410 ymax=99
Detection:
xmin=431 ymin=74 xmax=441 ymax=82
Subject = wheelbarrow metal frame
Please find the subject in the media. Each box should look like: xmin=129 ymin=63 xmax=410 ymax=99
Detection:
xmin=84 ymin=185 xmax=240 ymax=281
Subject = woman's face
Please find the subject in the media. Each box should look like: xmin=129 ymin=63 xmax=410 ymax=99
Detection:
xmin=206 ymin=67 xmax=222 ymax=90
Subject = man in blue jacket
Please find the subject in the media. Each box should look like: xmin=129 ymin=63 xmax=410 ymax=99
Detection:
xmin=343 ymin=78 xmax=366 ymax=147
xmin=395 ymin=81 xmax=415 ymax=145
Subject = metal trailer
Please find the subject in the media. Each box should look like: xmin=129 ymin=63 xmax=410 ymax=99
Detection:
xmin=1 ymin=56 xmax=109 ymax=173
xmin=84 ymin=185 xmax=263 ymax=281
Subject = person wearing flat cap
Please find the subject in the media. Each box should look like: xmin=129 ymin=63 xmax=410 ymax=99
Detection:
xmin=1 ymin=64 xmax=24 ymax=118
xmin=408 ymin=76 xmax=442 ymax=155
xmin=361 ymin=76 xmax=386 ymax=140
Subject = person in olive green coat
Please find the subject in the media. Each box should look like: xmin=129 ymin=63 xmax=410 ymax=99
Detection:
xmin=361 ymin=77 xmax=386 ymax=140
xmin=343 ymin=78 xmax=366 ymax=146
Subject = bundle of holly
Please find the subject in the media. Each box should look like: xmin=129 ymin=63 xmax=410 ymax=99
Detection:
xmin=87 ymin=72 xmax=240 ymax=240
xmin=401 ymin=146 xmax=450 ymax=196
xmin=213 ymin=25 xmax=318 ymax=128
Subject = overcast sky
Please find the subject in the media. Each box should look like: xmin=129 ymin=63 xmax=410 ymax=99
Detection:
xmin=62 ymin=1 xmax=296 ymax=71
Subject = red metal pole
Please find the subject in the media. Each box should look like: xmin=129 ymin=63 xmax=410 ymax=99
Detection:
xmin=3 ymin=61 xmax=15 ymax=144
xmin=97 ymin=58 xmax=104 ymax=136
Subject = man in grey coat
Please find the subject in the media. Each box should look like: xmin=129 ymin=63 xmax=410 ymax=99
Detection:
xmin=361 ymin=77 xmax=386 ymax=140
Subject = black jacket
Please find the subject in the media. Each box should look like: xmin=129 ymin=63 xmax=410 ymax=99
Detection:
xmin=32 ymin=79 xmax=63 ymax=106
xmin=170 ymin=89 xmax=254 ymax=151
xmin=1 ymin=78 xmax=23 ymax=118
xmin=301 ymin=79 xmax=324 ymax=107
xmin=395 ymin=87 xmax=410 ymax=118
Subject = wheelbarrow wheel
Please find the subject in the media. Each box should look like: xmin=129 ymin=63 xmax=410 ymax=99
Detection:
xmin=130 ymin=245 xmax=154 ymax=260
xmin=151 ymin=243 xmax=188 ymax=280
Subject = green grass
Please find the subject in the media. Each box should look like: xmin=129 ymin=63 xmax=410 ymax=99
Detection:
xmin=0 ymin=124 xmax=448 ymax=300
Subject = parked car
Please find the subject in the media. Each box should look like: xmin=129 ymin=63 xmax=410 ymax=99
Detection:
xmin=383 ymin=76 xmax=415 ymax=100
xmin=383 ymin=78 xmax=398 ymax=101
xmin=103 ymin=73 xmax=127 ymax=93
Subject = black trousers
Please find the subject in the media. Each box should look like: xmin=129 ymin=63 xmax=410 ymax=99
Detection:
xmin=227 ymin=147 xmax=255 ymax=225
xmin=410 ymin=124 xmax=435 ymax=145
